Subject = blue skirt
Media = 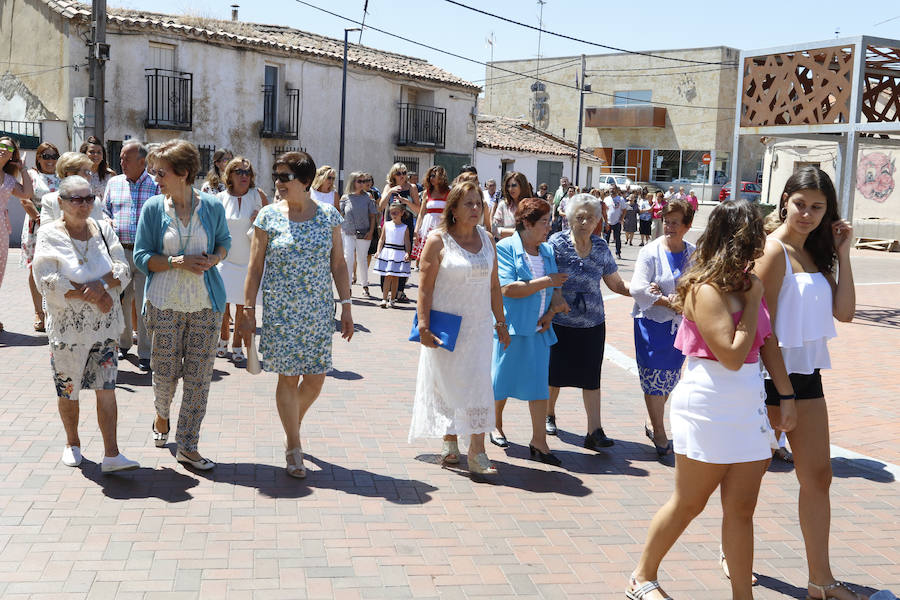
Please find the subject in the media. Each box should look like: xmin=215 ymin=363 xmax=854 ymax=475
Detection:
xmin=492 ymin=332 xmax=552 ymax=401
xmin=634 ymin=317 xmax=685 ymax=396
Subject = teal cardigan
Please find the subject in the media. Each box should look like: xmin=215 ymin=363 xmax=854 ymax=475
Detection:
xmin=133 ymin=191 xmax=232 ymax=313
xmin=496 ymin=231 xmax=560 ymax=342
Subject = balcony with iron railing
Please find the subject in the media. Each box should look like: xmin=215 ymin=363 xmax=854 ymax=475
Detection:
xmin=145 ymin=69 xmax=193 ymax=130
xmin=0 ymin=120 xmax=42 ymax=149
xmin=260 ymin=86 xmax=300 ymax=140
xmin=397 ymin=104 xmax=446 ymax=148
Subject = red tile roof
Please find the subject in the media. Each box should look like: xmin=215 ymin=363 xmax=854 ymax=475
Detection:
xmin=40 ymin=0 xmax=480 ymax=92
xmin=477 ymin=115 xmax=601 ymax=160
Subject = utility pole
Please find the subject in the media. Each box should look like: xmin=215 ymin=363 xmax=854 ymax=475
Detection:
xmin=339 ymin=27 xmax=361 ymax=193
xmin=575 ymin=54 xmax=589 ymax=187
xmin=88 ymin=0 xmax=108 ymax=141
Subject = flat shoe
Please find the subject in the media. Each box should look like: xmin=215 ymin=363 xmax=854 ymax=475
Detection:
xmin=176 ymin=449 xmax=215 ymax=470
xmin=152 ymin=419 xmax=169 ymax=448
xmin=489 ymin=431 xmax=509 ymax=448
xmin=101 ymin=453 xmax=140 ymax=473
xmin=61 ymin=445 xmax=82 ymax=467
xmin=584 ymin=428 xmax=614 ymax=451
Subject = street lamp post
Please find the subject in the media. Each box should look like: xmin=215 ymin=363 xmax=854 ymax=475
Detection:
xmin=339 ymin=27 xmax=362 ymax=193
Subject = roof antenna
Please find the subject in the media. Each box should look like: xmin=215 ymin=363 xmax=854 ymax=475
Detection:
xmin=358 ymin=0 xmax=369 ymax=44
xmin=834 ymin=26 xmax=840 ymax=38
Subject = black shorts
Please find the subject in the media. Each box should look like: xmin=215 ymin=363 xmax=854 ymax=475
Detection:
xmin=639 ymin=220 xmax=652 ymax=236
xmin=764 ymin=370 xmax=824 ymax=406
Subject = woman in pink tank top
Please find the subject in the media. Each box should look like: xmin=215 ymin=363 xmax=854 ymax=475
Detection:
xmin=627 ymin=201 xmax=797 ymax=600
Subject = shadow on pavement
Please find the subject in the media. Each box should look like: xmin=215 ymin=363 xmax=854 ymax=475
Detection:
xmin=848 ymin=305 xmax=900 ymax=329
xmin=188 ymin=454 xmax=437 ymax=504
xmin=78 ymin=461 xmax=198 ymax=502
xmin=550 ymin=431 xmax=653 ymax=476
xmin=418 ymin=454 xmax=592 ymax=496
xmin=832 ymin=457 xmax=896 ymax=483
xmin=327 ymin=368 xmax=363 ymax=380
xmin=0 ymin=331 xmax=48 ymax=347
xmin=756 ymin=573 xmax=879 ymax=600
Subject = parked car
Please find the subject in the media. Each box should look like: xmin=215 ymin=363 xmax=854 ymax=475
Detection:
xmin=596 ymin=174 xmax=642 ymax=193
xmin=719 ymin=181 xmax=761 ymax=202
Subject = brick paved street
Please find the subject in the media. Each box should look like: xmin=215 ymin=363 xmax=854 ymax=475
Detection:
xmin=1 ymin=233 xmax=898 ymax=599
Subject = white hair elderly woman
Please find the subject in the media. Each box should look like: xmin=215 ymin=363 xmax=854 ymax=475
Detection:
xmin=545 ymin=193 xmax=630 ymax=449
xmin=31 ymin=175 xmax=139 ymax=472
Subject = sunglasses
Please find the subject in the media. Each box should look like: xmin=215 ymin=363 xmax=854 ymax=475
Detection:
xmin=272 ymin=172 xmax=298 ymax=183
xmin=360 ymin=178 xmax=373 ymax=183
xmin=0 ymin=144 xmax=14 ymax=153
xmin=326 ymin=175 xmax=335 ymax=180
xmin=507 ymin=182 xmax=519 ymax=188
xmin=397 ymin=171 xmax=408 ymax=176
xmin=61 ymin=195 xmax=95 ymax=205
xmin=233 ymin=168 xmax=252 ymax=177
xmin=41 ymin=153 xmax=60 ymax=160
xmin=148 ymin=167 xmax=168 ymax=178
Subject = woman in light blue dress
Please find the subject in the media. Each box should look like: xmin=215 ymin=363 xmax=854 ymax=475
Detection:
xmin=491 ymin=198 xmax=568 ymax=466
xmin=240 ymin=151 xmax=354 ymax=479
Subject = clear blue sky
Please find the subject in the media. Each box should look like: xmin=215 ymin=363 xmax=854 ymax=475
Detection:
xmin=111 ymin=0 xmax=900 ymax=85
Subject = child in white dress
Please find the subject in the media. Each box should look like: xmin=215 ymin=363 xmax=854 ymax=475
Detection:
xmin=374 ymin=201 xmax=411 ymax=307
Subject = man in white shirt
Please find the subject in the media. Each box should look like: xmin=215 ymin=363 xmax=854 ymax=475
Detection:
xmin=553 ymin=176 xmax=570 ymax=210
xmin=664 ymin=185 xmax=675 ymax=200
xmin=604 ymin=186 xmax=626 ymax=259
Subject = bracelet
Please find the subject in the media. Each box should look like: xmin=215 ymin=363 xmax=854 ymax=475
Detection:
xmin=338 ymin=299 xmax=352 ymax=305
xmin=242 ymin=306 xmax=255 ymax=311
xmin=778 ymin=393 xmax=796 ymax=401
xmin=101 ymin=280 xmax=110 ymax=291
xmin=494 ymin=322 xmax=508 ymax=329
xmin=167 ymin=256 xmax=173 ymax=269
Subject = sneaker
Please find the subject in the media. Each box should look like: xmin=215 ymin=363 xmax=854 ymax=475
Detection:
xmin=61 ymin=445 xmax=82 ymax=467
xmin=584 ymin=428 xmax=615 ymax=451
xmin=118 ymin=349 xmax=128 ymax=360
xmin=101 ymin=453 xmax=140 ymax=473
xmin=138 ymin=359 xmax=151 ymax=372
xmin=379 ymin=299 xmax=388 ymax=309
xmin=389 ymin=300 xmax=396 ymax=308
xmin=545 ymin=414 xmax=558 ymax=436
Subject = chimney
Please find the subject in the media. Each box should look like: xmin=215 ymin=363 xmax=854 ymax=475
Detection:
xmin=231 ymin=4 xmax=239 ymax=21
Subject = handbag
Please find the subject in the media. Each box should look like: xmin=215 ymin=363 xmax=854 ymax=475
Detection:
xmin=408 ymin=310 xmax=462 ymax=352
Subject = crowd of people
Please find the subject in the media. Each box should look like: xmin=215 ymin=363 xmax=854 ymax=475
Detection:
xmin=0 ymin=131 xmax=867 ymax=598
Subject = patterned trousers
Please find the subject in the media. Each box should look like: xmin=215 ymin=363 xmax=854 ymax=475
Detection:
xmin=145 ymin=304 xmax=222 ymax=452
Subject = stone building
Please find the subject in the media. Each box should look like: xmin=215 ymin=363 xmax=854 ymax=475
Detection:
xmin=1 ymin=0 xmax=480 ymax=243
xmin=484 ymin=46 xmax=763 ymax=198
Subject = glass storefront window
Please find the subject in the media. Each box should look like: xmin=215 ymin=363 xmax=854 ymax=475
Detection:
xmin=654 ymin=150 xmax=680 ymax=182
xmin=680 ymin=150 xmax=708 ymax=183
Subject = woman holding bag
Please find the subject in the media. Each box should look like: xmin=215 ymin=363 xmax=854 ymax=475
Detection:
xmin=409 ymin=180 xmax=508 ymax=475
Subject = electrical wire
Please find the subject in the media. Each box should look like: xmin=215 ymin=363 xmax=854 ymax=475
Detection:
xmin=473 ymin=57 xmax=580 ymax=84
xmin=290 ymin=0 xmax=734 ymax=111
xmin=442 ymin=0 xmax=737 ymax=66
xmin=5 ymin=63 xmax=86 ymax=78
xmin=487 ymin=64 xmax=732 ymax=87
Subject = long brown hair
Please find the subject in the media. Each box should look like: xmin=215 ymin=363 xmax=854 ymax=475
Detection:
xmin=204 ymin=148 xmax=231 ymax=190
xmin=79 ymin=135 xmax=111 ymax=181
xmin=674 ymin=200 xmax=765 ymax=311
xmin=774 ymin=166 xmax=840 ymax=273
xmin=423 ymin=165 xmax=449 ymax=197
xmin=501 ymin=171 xmax=533 ymax=207
xmin=438 ymin=181 xmax=483 ymax=231
xmin=0 ymin=136 xmax=22 ymax=177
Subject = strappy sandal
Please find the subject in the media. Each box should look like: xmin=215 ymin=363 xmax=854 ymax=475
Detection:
xmin=626 ymin=575 xmax=673 ymax=599
xmin=215 ymin=339 xmax=228 ymax=358
xmin=440 ymin=440 xmax=460 ymax=464
xmin=285 ymin=447 xmax=307 ymax=479
xmin=645 ymin=424 xmax=673 ymax=457
xmin=773 ymin=447 xmax=794 ymax=463
xmin=806 ymin=580 xmax=864 ymax=600
xmin=719 ymin=545 xmax=758 ymax=585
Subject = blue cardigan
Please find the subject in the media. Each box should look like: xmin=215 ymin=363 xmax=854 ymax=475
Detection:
xmin=496 ymin=231 xmax=560 ymax=342
xmin=133 ymin=191 xmax=232 ymax=313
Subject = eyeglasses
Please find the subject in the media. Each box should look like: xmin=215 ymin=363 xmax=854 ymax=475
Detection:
xmin=41 ymin=153 xmax=60 ymax=160
xmin=326 ymin=175 xmax=335 ymax=180
xmin=272 ymin=172 xmax=298 ymax=183
xmin=0 ymin=144 xmax=14 ymax=153
xmin=360 ymin=178 xmax=373 ymax=183
xmin=148 ymin=167 xmax=168 ymax=178
xmin=233 ymin=168 xmax=252 ymax=177
xmin=61 ymin=195 xmax=95 ymax=205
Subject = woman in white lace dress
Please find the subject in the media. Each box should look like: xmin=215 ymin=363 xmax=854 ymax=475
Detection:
xmin=31 ymin=176 xmax=139 ymax=473
xmin=410 ymin=180 xmax=510 ymax=475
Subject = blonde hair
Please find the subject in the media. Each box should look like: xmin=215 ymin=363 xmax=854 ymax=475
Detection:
xmin=312 ymin=165 xmax=336 ymax=191
xmin=223 ymin=156 xmax=255 ymax=193
xmin=55 ymin=152 xmax=94 ymax=178
xmin=386 ymin=163 xmax=408 ymax=187
xmin=147 ymin=139 xmax=201 ymax=183
xmin=344 ymin=171 xmax=365 ymax=196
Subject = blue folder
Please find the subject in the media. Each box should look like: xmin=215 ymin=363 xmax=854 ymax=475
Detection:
xmin=409 ymin=310 xmax=462 ymax=352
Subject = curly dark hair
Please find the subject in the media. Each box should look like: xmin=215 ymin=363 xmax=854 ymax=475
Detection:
xmin=423 ymin=165 xmax=450 ymax=197
xmin=514 ymin=198 xmax=551 ymax=231
xmin=775 ymin=166 xmax=840 ymax=273
xmin=675 ymin=200 xmax=765 ymax=310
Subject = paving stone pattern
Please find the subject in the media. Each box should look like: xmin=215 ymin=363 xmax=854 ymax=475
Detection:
xmin=0 ymin=238 xmax=898 ymax=599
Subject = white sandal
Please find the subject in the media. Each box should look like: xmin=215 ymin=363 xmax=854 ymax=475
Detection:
xmin=440 ymin=440 xmax=460 ymax=464
xmin=215 ymin=339 xmax=228 ymax=358
xmin=231 ymin=348 xmax=246 ymax=363
xmin=285 ymin=447 xmax=307 ymax=479
xmin=806 ymin=581 xmax=864 ymax=600
xmin=626 ymin=575 xmax=673 ymax=600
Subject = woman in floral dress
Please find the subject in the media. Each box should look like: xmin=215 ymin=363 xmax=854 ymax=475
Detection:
xmin=0 ymin=136 xmax=35 ymax=333
xmin=240 ymin=151 xmax=354 ymax=479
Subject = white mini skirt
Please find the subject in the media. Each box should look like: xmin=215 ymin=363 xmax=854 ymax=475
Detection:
xmin=670 ymin=357 xmax=778 ymax=464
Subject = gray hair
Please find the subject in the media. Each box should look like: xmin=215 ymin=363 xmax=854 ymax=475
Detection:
xmin=565 ymin=193 xmax=604 ymax=220
xmin=122 ymin=139 xmax=148 ymax=158
xmin=486 ymin=178 xmax=496 ymax=186
xmin=58 ymin=175 xmax=92 ymax=199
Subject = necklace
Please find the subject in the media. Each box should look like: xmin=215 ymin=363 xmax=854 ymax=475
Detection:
xmin=174 ymin=193 xmax=196 ymax=256
xmin=64 ymin=222 xmax=91 ymax=265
